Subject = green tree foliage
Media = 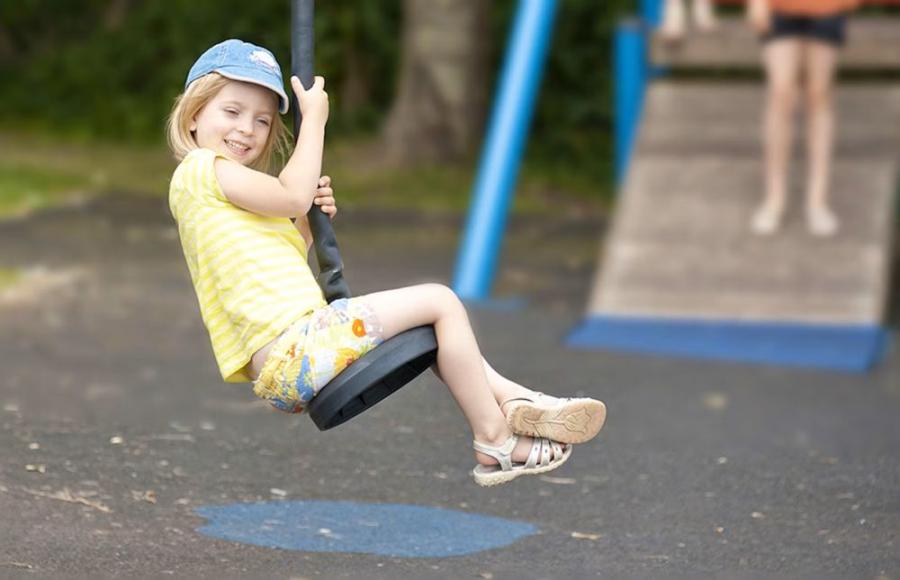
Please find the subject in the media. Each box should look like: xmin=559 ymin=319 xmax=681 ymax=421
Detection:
xmin=1 ymin=0 xmax=630 ymax=182
xmin=0 ymin=0 xmax=399 ymax=138
xmin=499 ymin=0 xmax=633 ymax=182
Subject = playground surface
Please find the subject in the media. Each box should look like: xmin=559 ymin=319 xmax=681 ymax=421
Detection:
xmin=1 ymin=195 xmax=898 ymax=577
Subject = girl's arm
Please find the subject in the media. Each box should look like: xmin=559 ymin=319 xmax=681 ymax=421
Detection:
xmin=215 ymin=76 xmax=329 ymax=218
xmin=294 ymin=215 xmax=314 ymax=250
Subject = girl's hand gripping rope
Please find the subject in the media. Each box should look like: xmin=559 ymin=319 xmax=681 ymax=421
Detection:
xmin=313 ymin=175 xmax=336 ymax=219
xmin=291 ymin=75 xmax=329 ymax=125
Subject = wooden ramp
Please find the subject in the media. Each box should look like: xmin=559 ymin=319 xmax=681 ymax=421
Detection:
xmin=650 ymin=16 xmax=900 ymax=71
xmin=569 ymin=18 xmax=900 ymax=370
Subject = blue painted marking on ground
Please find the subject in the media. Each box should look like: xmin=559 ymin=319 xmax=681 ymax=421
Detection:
xmin=567 ymin=315 xmax=890 ymax=372
xmin=195 ymin=500 xmax=538 ymax=558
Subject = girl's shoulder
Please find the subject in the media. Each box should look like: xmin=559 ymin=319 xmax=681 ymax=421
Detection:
xmin=170 ymin=148 xmax=228 ymax=203
xmin=172 ymin=148 xmax=224 ymax=183
xmin=177 ymin=147 xmax=217 ymax=170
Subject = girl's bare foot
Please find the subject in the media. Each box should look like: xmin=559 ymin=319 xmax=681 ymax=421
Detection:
xmin=660 ymin=0 xmax=686 ymax=42
xmin=692 ymin=0 xmax=718 ymax=31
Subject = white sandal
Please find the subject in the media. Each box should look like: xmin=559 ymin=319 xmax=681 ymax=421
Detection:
xmin=472 ymin=435 xmax=572 ymax=487
xmin=502 ymin=393 xmax=607 ymax=444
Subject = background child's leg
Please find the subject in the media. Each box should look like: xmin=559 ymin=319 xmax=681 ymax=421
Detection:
xmin=692 ymin=0 xmax=717 ymax=31
xmin=660 ymin=0 xmax=686 ymax=40
xmin=764 ymin=39 xmax=803 ymax=210
xmin=753 ymin=39 xmax=803 ymax=233
xmin=803 ymin=40 xmax=840 ymax=235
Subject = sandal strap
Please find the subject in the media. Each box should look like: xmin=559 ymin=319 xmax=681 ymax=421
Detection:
xmin=525 ymin=438 xmax=540 ymax=469
xmin=539 ymin=438 xmax=552 ymax=467
xmin=502 ymin=392 xmax=569 ymax=410
xmin=473 ymin=435 xmax=518 ymax=471
xmin=526 ymin=437 xmax=547 ymax=468
xmin=500 ymin=396 xmax=534 ymax=411
xmin=526 ymin=437 xmax=564 ymax=469
xmin=551 ymin=441 xmax=563 ymax=458
xmin=536 ymin=392 xmax=575 ymax=404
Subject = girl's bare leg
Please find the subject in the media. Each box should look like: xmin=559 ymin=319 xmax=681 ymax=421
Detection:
xmin=692 ymin=0 xmax=717 ymax=31
xmin=359 ymin=284 xmax=552 ymax=466
xmin=660 ymin=0 xmax=687 ymax=41
xmin=752 ymin=39 xmax=803 ymax=235
xmin=432 ymin=358 xmax=535 ymax=408
xmin=804 ymin=40 xmax=840 ymax=236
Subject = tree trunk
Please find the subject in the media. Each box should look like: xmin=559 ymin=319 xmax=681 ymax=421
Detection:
xmin=382 ymin=0 xmax=489 ymax=164
xmin=0 ymin=23 xmax=14 ymax=62
xmin=340 ymin=43 xmax=369 ymax=117
xmin=102 ymin=0 xmax=133 ymax=31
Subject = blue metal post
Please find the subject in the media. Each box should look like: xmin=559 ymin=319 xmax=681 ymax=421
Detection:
xmin=640 ymin=0 xmax=664 ymax=29
xmin=452 ymin=0 xmax=559 ymax=301
xmin=614 ymin=19 xmax=647 ymax=186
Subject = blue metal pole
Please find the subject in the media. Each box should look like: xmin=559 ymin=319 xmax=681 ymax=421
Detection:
xmin=614 ymin=18 xmax=647 ymax=186
xmin=640 ymin=0 xmax=664 ymax=29
xmin=452 ymin=0 xmax=559 ymax=301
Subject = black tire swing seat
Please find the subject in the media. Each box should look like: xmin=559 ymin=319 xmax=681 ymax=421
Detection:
xmin=290 ymin=0 xmax=437 ymax=431
xmin=307 ymin=326 xmax=437 ymax=430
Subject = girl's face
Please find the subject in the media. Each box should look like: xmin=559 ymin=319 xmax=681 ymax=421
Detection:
xmin=191 ymin=80 xmax=279 ymax=166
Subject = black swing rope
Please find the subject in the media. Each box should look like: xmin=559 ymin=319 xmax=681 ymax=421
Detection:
xmin=290 ymin=0 xmax=438 ymax=431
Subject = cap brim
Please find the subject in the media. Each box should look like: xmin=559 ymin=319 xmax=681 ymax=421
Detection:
xmin=215 ymin=70 xmax=289 ymax=115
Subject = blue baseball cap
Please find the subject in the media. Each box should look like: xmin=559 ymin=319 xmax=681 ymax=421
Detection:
xmin=185 ymin=39 xmax=289 ymax=114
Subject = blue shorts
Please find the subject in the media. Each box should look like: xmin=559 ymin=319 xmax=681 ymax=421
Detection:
xmin=764 ymin=12 xmax=848 ymax=47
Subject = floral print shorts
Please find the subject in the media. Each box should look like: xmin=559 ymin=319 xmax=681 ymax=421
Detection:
xmin=253 ymin=298 xmax=384 ymax=414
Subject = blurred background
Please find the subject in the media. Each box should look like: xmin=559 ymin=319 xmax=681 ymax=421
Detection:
xmin=1 ymin=1 xmax=898 ymax=324
xmin=3 ymin=0 xmax=898 ymax=345
xmin=2 ymin=4 xmax=900 ymax=575
xmin=0 ymin=0 xmax=637 ymax=220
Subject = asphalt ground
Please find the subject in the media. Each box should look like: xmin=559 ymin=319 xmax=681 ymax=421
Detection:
xmin=0 ymin=195 xmax=898 ymax=578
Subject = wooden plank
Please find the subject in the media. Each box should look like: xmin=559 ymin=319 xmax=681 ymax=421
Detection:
xmin=651 ymin=17 xmax=900 ymax=71
xmin=587 ymin=82 xmax=898 ymax=324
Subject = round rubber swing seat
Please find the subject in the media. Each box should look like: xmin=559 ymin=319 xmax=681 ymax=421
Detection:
xmin=307 ymin=325 xmax=438 ymax=431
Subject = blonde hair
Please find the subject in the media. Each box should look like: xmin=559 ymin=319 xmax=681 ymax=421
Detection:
xmin=166 ymin=73 xmax=292 ymax=173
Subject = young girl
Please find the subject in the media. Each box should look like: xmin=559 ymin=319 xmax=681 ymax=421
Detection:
xmin=747 ymin=0 xmax=860 ymax=236
xmin=166 ymin=39 xmax=607 ymax=487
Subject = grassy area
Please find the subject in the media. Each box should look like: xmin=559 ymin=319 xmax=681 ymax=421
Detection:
xmin=0 ymin=130 xmax=608 ymax=219
xmin=0 ymin=132 xmax=175 ymax=200
xmin=324 ymin=140 xmax=612 ymax=215
xmin=0 ymin=267 xmax=22 ymax=290
xmin=0 ymin=164 xmax=88 ymax=217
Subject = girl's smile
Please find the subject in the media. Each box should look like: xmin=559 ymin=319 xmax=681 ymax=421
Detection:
xmin=191 ymin=80 xmax=278 ymax=166
xmin=225 ymin=139 xmax=251 ymax=156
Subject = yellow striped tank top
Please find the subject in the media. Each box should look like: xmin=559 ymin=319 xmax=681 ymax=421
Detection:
xmin=168 ymin=148 xmax=326 ymax=382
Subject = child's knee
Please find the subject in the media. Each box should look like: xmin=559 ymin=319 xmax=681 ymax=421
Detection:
xmin=805 ymin=86 xmax=832 ymax=111
xmin=768 ymin=84 xmax=798 ymax=110
xmin=424 ymin=283 xmax=465 ymax=316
